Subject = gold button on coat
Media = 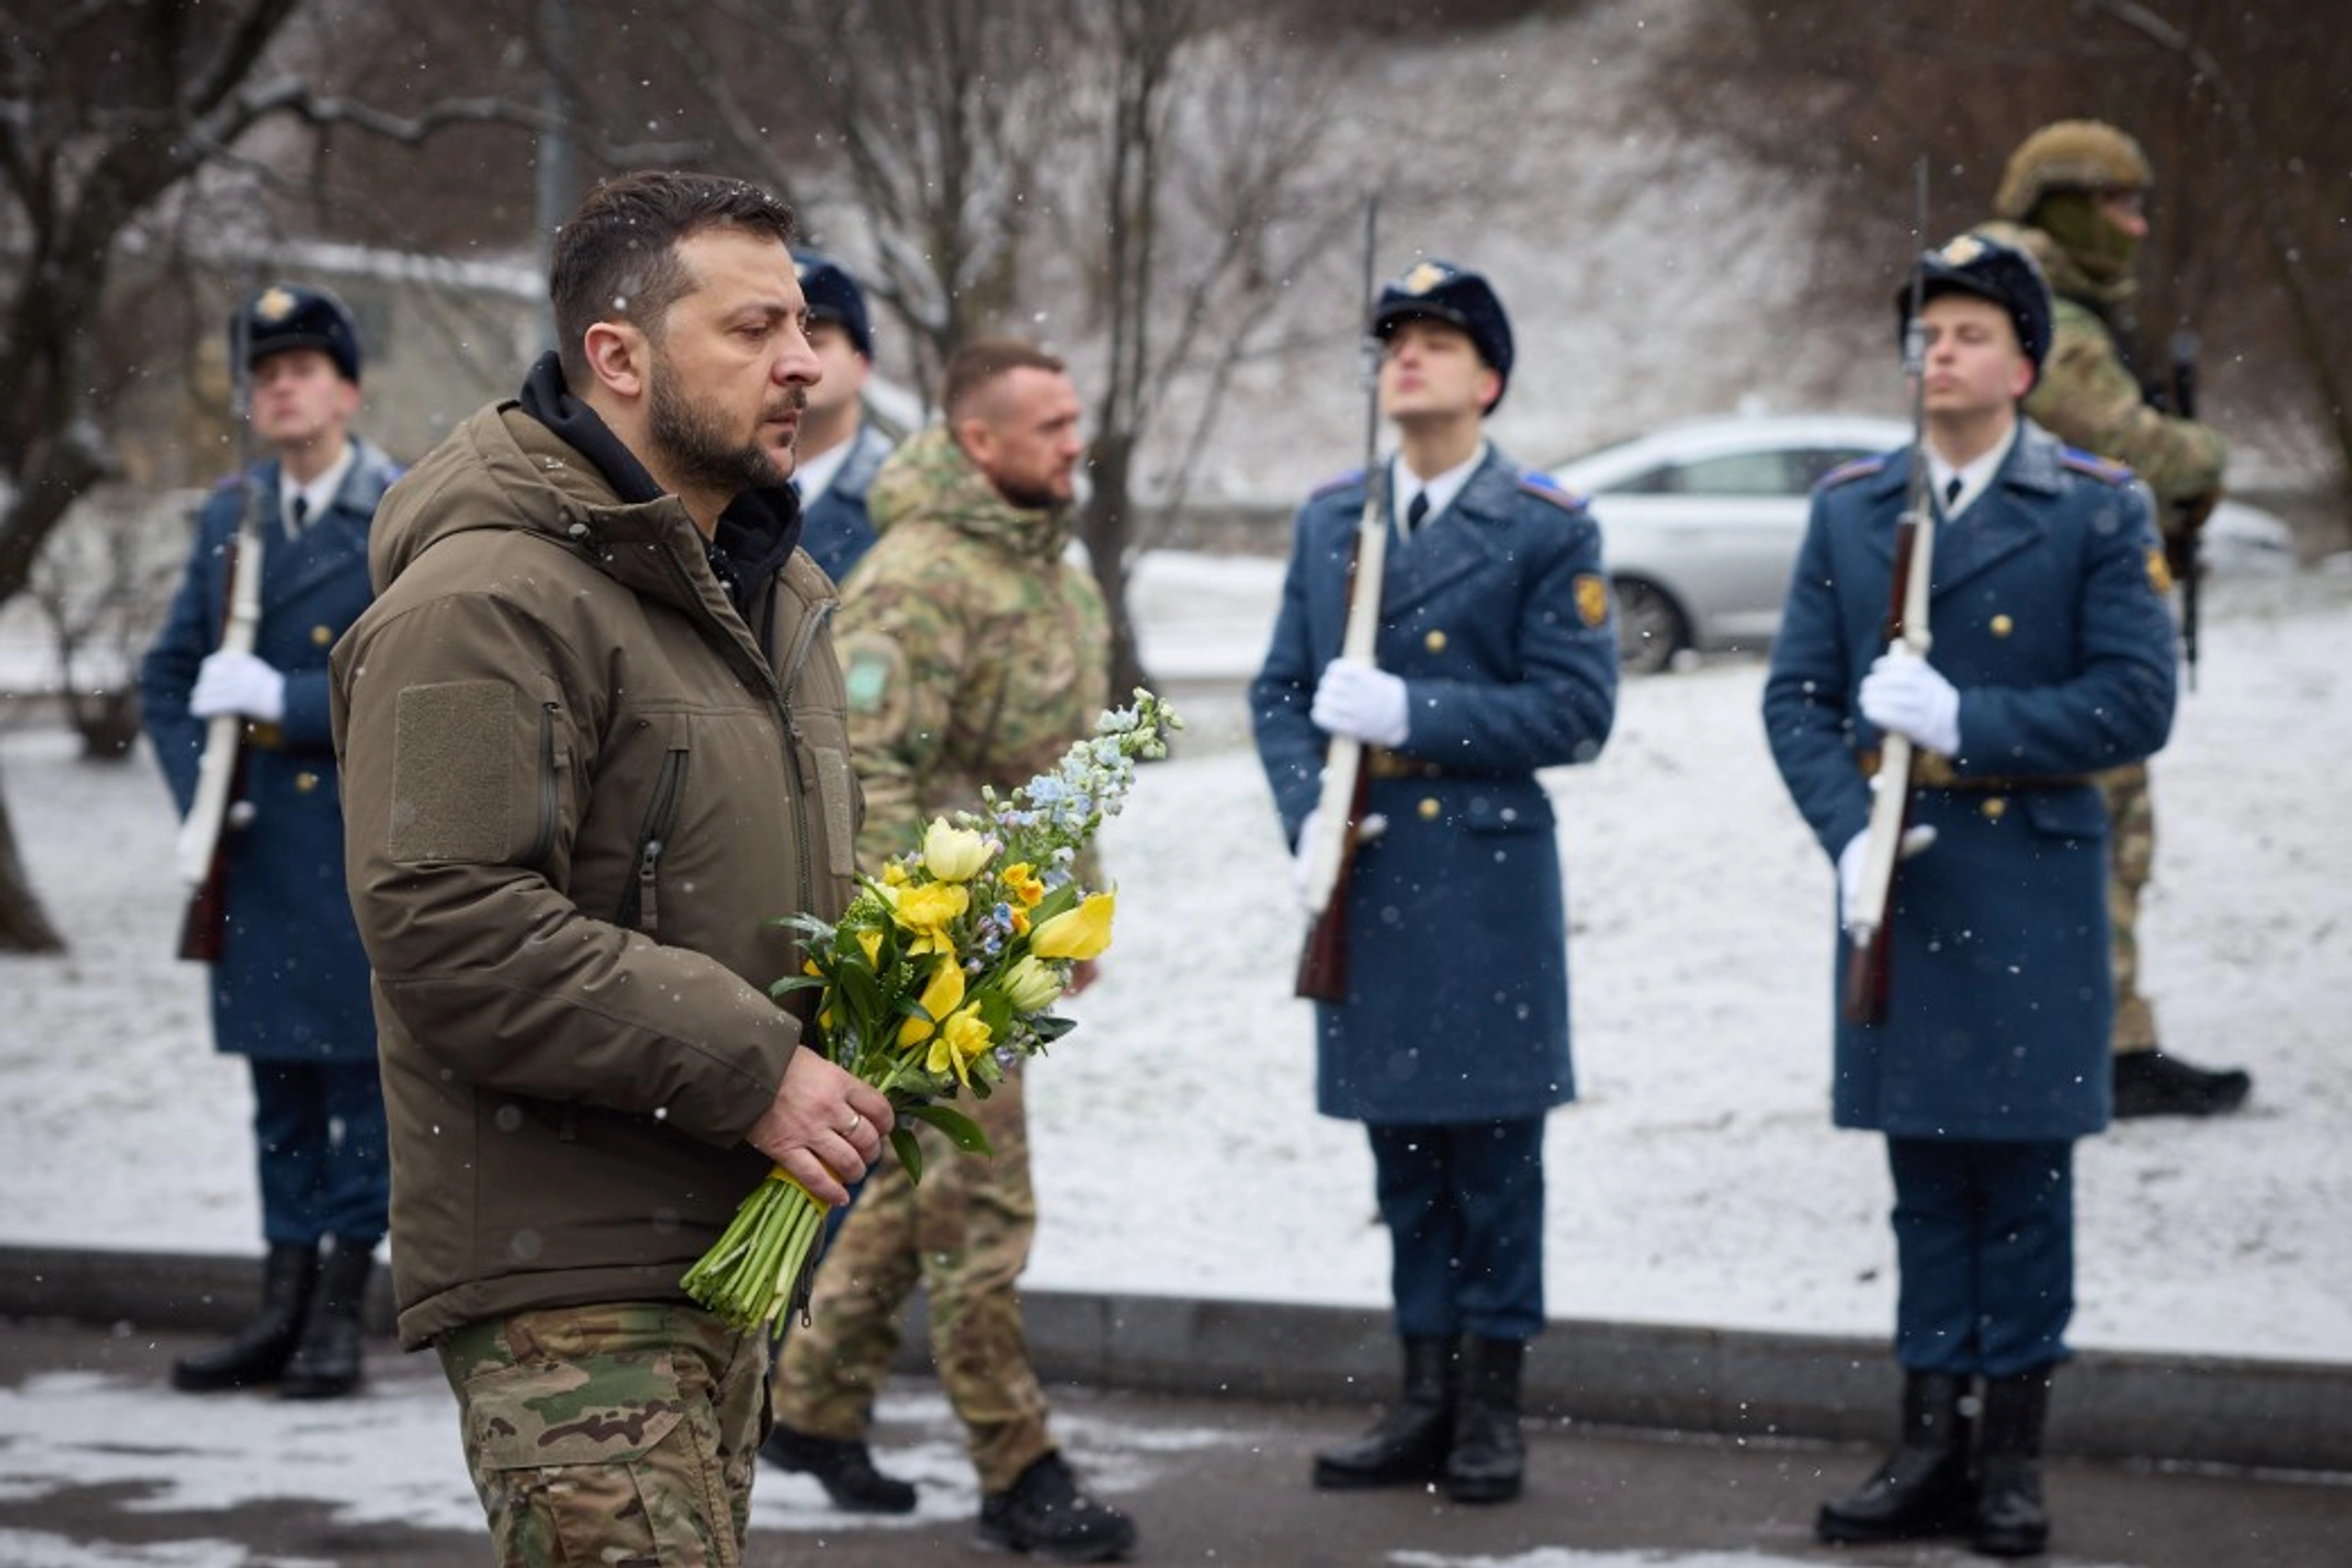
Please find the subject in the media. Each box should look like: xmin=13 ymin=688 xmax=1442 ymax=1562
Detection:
xmin=1981 ymin=796 xmax=2007 ymax=820
xmin=1990 ymin=614 xmax=2014 ymax=637
xmin=1424 ymin=629 xmax=1448 ymax=652
xmin=295 ymin=771 xmax=320 ymax=793
xmin=1418 ymin=797 xmax=1442 ymax=820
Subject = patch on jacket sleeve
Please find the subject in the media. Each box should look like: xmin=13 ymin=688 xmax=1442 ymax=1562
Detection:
xmin=2146 ymin=546 xmax=2175 ymax=596
xmin=840 ymin=633 xmax=904 ymax=719
xmin=389 ymin=681 xmax=521 ymax=863
xmin=2059 ymin=446 xmax=2134 ymax=485
xmin=1817 ymin=454 xmax=1891 ymax=491
xmin=1575 ymin=573 xmax=1611 ymax=627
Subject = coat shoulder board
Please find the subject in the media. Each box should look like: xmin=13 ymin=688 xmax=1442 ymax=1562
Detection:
xmin=1817 ymin=453 xmax=1892 ymax=491
xmin=1516 ymin=470 xmax=1588 ymax=513
xmin=2058 ymin=446 xmax=2134 ymax=486
xmin=1307 ymin=467 xmax=1367 ymax=502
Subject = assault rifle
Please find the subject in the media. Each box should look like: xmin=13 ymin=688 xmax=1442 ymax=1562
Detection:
xmin=175 ymin=307 xmax=268 ymax=962
xmin=1295 ymin=196 xmax=1386 ymax=1003
xmin=2169 ymin=327 xmax=2202 ymax=693
xmin=1842 ymin=162 xmax=1937 ymax=1027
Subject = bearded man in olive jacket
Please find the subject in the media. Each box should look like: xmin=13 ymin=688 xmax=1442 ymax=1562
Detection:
xmin=331 ymin=170 xmax=892 ymax=1567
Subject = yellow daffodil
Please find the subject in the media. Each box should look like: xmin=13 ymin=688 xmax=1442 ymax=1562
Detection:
xmin=922 ymin=818 xmax=992 ymax=882
xmin=856 ymin=928 xmax=885 ymax=967
xmin=897 ymin=958 xmax=967 ymax=1048
xmin=1032 ymin=891 xmax=1114 ymax=961
xmin=890 ymin=882 xmax=969 ymax=954
xmin=1001 ymin=862 xmax=1046 ymax=908
xmin=1001 ymin=954 xmax=1065 ymax=1012
xmin=880 ymin=861 xmax=910 ymax=886
xmin=928 ymin=1009 xmax=996 ymax=1086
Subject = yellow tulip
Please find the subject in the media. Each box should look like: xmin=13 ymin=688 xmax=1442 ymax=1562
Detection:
xmin=922 ymin=818 xmax=992 ymax=882
xmin=856 ymin=929 xmax=885 ymax=967
xmin=891 ymin=882 xmax=969 ymax=953
xmin=1031 ymin=891 xmax=1114 ymax=961
xmin=897 ymin=958 xmax=968 ymax=1048
xmin=1001 ymin=954 xmax=1065 ymax=1012
xmin=927 ymin=1009 xmax=996 ymax=1086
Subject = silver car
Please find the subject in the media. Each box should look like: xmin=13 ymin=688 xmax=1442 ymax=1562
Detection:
xmin=1553 ymin=414 xmax=2295 ymax=674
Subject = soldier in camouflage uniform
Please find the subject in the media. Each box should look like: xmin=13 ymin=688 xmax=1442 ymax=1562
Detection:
xmin=1978 ymin=119 xmax=2251 ymax=1119
xmin=763 ymin=338 xmax=1138 ymax=1562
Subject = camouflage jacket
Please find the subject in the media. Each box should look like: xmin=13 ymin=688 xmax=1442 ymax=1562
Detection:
xmin=833 ymin=423 xmax=1112 ymax=867
xmin=1978 ymin=218 xmax=2226 ymax=523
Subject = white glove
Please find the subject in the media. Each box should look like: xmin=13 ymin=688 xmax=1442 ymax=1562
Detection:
xmin=1858 ymin=649 xmax=1961 ymax=756
xmin=189 ymin=650 xmax=287 ymax=723
xmin=1310 ymin=658 xmax=1410 ymax=748
xmin=1837 ymin=824 xmax=1940 ymax=932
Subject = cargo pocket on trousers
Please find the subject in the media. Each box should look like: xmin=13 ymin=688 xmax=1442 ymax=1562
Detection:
xmin=465 ymin=1357 xmax=729 ymax=1568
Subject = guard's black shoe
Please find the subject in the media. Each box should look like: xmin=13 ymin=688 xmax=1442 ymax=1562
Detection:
xmin=977 ymin=1450 xmax=1136 ymax=1562
xmin=2113 ymin=1049 xmax=2251 ymax=1119
xmin=1312 ymin=1336 xmax=1457 ymax=1489
xmin=759 ymin=1424 xmax=917 ymax=1514
xmin=172 ymin=1243 xmax=318 ymax=1393
xmin=1815 ymin=1371 xmax=1975 ymax=1545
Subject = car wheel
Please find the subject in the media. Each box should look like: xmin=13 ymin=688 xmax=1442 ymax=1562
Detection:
xmin=1611 ymin=576 xmax=1689 ymax=675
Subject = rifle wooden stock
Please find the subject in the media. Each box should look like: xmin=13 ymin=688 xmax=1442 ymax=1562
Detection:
xmin=1295 ymin=757 xmax=1371 ymax=1001
xmin=174 ymin=484 xmax=266 ymax=963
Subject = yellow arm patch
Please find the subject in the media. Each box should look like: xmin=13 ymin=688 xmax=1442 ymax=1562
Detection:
xmin=2146 ymin=547 xmax=2175 ymax=596
xmin=1575 ymin=573 xmax=1611 ymax=628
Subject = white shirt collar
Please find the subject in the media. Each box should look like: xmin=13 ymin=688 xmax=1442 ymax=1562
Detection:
xmin=280 ymin=440 xmax=356 ymax=532
xmin=1925 ymin=423 xmax=2017 ymax=519
xmin=1393 ymin=442 xmax=1487 ymax=536
xmin=792 ymin=434 xmax=855 ymax=504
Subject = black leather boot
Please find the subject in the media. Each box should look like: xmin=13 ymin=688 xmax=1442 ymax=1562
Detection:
xmin=1312 ymin=1336 xmax=1457 ymax=1489
xmin=760 ymin=1423 xmax=919 ymax=1513
xmin=1815 ymin=1371 xmax=1976 ymax=1543
xmin=1445 ymin=1336 xmax=1527 ymax=1503
xmin=1974 ymin=1371 xmax=2052 ymax=1557
xmin=279 ymin=1240 xmax=374 ymax=1400
xmin=172 ymin=1242 xmax=319 ymax=1393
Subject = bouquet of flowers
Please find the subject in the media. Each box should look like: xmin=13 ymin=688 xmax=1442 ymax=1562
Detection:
xmin=682 ymin=689 xmax=1182 ymax=1331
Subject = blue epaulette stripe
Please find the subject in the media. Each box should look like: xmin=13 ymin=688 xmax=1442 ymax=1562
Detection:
xmin=2057 ymin=446 xmax=2134 ymax=484
xmin=1308 ymin=468 xmax=1367 ymax=501
xmin=1818 ymin=455 xmax=1892 ymax=490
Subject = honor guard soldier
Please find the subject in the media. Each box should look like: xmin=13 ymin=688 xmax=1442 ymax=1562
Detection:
xmin=1979 ymin=119 xmax=2249 ymax=1118
xmin=1762 ymin=232 xmax=2178 ymax=1556
xmin=1251 ymin=259 xmax=1618 ymax=1505
xmin=790 ymin=252 xmax=894 ymax=581
xmin=140 ymin=282 xmax=401 ymax=1400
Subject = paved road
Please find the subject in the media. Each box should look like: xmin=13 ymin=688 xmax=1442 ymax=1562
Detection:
xmin=4 ymin=1318 xmax=2346 ymax=1567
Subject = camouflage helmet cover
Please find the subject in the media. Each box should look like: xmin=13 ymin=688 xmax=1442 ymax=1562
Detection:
xmin=1994 ymin=120 xmax=2153 ymax=220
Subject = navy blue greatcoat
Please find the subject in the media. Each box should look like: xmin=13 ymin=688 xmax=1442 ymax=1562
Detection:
xmin=1761 ymin=422 xmax=2177 ymax=1142
xmin=141 ymin=439 xmax=400 ymax=1064
xmin=801 ymin=422 xmax=892 ymax=582
xmin=1252 ymin=446 xmax=1619 ymax=1125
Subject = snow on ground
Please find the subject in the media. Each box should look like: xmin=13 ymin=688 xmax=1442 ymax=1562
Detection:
xmin=3 ymin=554 xmax=2348 ymax=1366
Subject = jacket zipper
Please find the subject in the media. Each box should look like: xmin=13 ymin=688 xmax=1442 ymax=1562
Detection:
xmin=618 ymin=746 xmax=688 ymax=935
xmin=527 ymin=701 xmax=560 ymax=867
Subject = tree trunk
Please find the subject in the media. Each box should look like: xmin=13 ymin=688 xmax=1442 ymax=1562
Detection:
xmin=0 ymin=773 xmax=66 ymax=953
xmin=1080 ymin=431 xmax=1152 ymax=703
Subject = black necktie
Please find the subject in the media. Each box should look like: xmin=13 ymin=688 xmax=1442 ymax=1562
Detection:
xmin=1405 ymin=491 xmax=1430 ymax=534
xmin=287 ymin=494 xmax=310 ymax=536
xmin=1943 ymin=476 xmax=1963 ymax=509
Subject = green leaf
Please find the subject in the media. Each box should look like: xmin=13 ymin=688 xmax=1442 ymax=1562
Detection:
xmin=903 ymin=1100 xmax=994 ymax=1156
xmin=889 ymin=1125 xmax=924 ymax=1185
xmin=1030 ymin=1013 xmax=1077 ymax=1043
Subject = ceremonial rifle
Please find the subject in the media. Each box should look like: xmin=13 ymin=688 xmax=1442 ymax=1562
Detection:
xmin=1842 ymin=161 xmax=1937 ymax=1027
xmin=175 ymin=309 xmax=268 ymax=962
xmin=2169 ymin=327 xmax=2201 ymax=693
xmin=1295 ymin=196 xmax=1386 ymax=1003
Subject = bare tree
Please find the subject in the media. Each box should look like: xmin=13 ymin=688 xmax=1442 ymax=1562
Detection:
xmin=0 ymin=0 xmax=552 ymax=951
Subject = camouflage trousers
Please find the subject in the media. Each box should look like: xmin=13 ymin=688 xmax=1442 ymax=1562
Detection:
xmin=770 ymin=1066 xmax=1050 ymax=1493
xmin=436 ymin=1303 xmax=767 ymax=1568
xmin=2100 ymin=761 xmax=2160 ymax=1054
